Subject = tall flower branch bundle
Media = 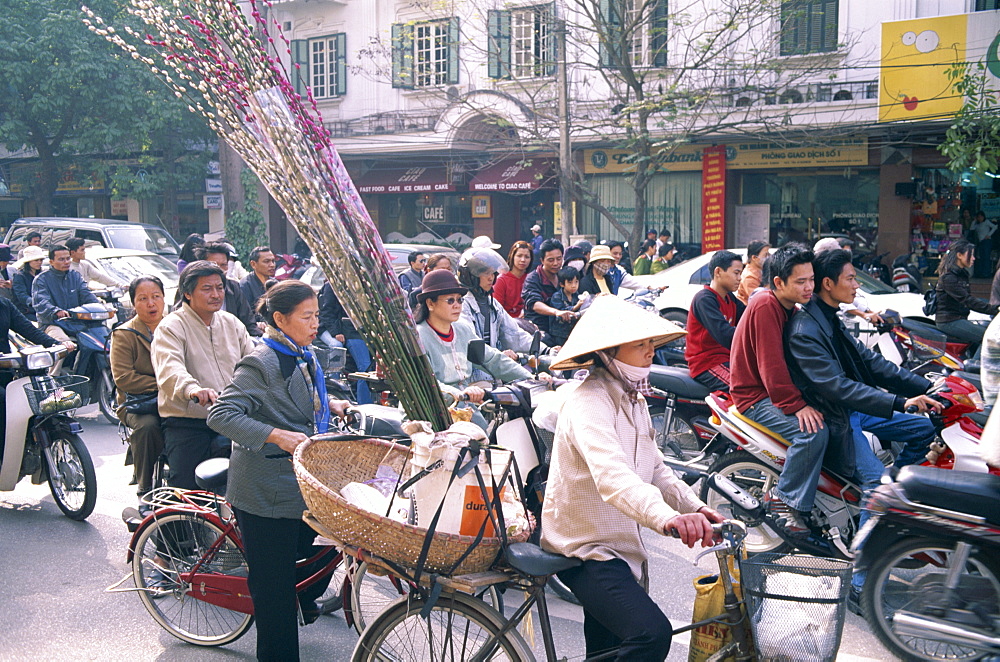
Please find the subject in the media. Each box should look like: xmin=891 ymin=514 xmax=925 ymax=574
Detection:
xmin=82 ymin=0 xmax=452 ymax=430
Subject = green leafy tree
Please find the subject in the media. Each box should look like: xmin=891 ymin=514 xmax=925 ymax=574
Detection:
xmin=940 ymin=60 xmax=1000 ymax=176
xmin=0 ymin=0 xmax=215 ymax=231
xmin=226 ymin=167 xmax=269 ymax=262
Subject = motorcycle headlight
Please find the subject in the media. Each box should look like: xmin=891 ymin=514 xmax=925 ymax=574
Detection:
xmin=25 ymin=352 xmax=54 ymax=370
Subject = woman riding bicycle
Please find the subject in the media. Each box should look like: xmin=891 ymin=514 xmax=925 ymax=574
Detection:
xmin=207 ymin=280 xmax=349 ymax=661
xmin=542 ymin=295 xmax=724 ymax=661
xmin=415 ymin=270 xmax=530 ymax=428
xmin=109 ymin=276 xmax=166 ymax=509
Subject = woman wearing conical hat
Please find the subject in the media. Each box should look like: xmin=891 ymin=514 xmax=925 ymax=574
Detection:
xmin=541 ymin=295 xmax=724 ymax=661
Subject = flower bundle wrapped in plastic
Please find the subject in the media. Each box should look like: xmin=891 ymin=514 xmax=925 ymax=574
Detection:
xmin=82 ymin=0 xmax=451 ymax=429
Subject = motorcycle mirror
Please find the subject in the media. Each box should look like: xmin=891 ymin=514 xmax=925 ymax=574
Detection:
xmin=529 ymin=331 xmax=541 ymax=358
xmin=467 ymin=339 xmax=487 ymax=365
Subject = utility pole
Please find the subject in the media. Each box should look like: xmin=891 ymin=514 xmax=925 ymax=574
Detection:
xmin=556 ymin=16 xmax=573 ymax=245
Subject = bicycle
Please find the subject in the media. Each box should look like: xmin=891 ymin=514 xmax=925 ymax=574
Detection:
xmin=346 ymin=521 xmax=755 ymax=662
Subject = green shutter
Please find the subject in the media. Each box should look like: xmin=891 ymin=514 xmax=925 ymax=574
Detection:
xmin=598 ymin=0 xmax=623 ymax=69
xmin=291 ymin=39 xmax=309 ymax=95
xmin=334 ymin=33 xmax=347 ymax=96
xmin=651 ymin=0 xmax=669 ymax=67
xmin=447 ymin=17 xmax=461 ymax=85
xmin=820 ymin=0 xmax=838 ymax=52
xmin=488 ymin=10 xmax=512 ymax=79
xmin=391 ymin=23 xmax=414 ymax=89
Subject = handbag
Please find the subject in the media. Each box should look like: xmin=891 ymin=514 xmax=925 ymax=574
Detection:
xmin=922 ymin=288 xmax=938 ymax=316
xmin=124 ymin=392 xmax=158 ymax=416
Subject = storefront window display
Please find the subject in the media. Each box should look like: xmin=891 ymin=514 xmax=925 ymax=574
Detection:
xmin=740 ymin=171 xmax=880 ymax=251
xmin=414 ymin=193 xmax=473 ymax=239
xmin=907 ymin=168 xmax=969 ymax=278
xmin=581 ymin=172 xmax=702 ymax=244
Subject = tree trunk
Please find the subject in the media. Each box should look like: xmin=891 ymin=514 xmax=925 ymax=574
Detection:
xmin=161 ymin=155 xmax=180 ymax=237
xmin=219 ymin=138 xmax=245 ymax=228
xmin=33 ymin=143 xmax=59 ymax=217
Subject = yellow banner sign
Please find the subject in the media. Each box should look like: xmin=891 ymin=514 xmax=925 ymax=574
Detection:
xmin=584 ymin=139 xmax=869 ymax=174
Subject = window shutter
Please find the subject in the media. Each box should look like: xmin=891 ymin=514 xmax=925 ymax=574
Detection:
xmin=651 ymin=0 xmax=669 ymax=67
xmin=820 ymin=0 xmax=838 ymax=52
xmin=779 ymin=0 xmax=803 ymax=56
xmin=291 ymin=39 xmax=309 ymax=95
xmin=391 ymin=23 xmax=414 ymax=89
xmin=545 ymin=4 xmax=558 ymax=77
xmin=334 ymin=33 xmax=347 ymax=96
xmin=447 ymin=16 xmax=461 ymax=85
xmin=598 ymin=0 xmax=623 ymax=69
xmin=487 ymin=10 xmax=511 ymax=79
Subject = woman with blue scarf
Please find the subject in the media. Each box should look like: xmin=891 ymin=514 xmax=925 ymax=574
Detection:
xmin=208 ymin=280 xmax=349 ymax=661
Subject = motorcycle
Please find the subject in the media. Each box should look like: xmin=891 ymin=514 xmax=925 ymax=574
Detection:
xmin=274 ymin=253 xmax=309 ymax=281
xmin=853 ymin=464 xmax=1000 ymax=661
xmin=891 ymin=254 xmax=922 ymax=293
xmin=0 ymin=343 xmax=97 ymax=520
xmin=63 ymin=299 xmax=119 ymax=424
xmin=872 ymin=312 xmax=967 ymax=374
xmin=696 ymin=373 xmax=994 ymax=558
xmin=646 ymin=364 xmax=720 ymax=471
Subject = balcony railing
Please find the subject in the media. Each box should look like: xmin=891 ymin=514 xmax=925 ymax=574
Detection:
xmin=325 ymin=111 xmax=441 ymax=138
xmin=720 ymin=80 xmax=879 ymax=108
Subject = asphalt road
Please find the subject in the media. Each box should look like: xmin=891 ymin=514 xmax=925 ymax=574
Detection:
xmin=0 ymin=408 xmax=896 ymax=661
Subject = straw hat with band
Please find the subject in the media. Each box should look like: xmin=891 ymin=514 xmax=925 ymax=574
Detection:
xmin=550 ymin=294 xmax=685 ymax=370
xmin=14 ymin=245 xmax=46 ymax=269
xmin=588 ymin=245 xmax=615 ymax=264
xmin=416 ymin=270 xmax=468 ymax=304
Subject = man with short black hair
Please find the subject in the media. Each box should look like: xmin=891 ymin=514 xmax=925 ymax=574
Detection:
xmin=685 ymin=251 xmax=745 ymax=391
xmin=32 ymin=245 xmax=100 ymax=345
xmin=239 ymin=245 xmax=276 ymax=311
xmin=730 ymin=244 xmax=827 ymax=537
xmin=399 ymin=251 xmax=426 ymax=293
xmin=66 ymin=237 xmax=127 ymax=289
xmin=17 ymin=232 xmax=41 ymax=260
xmin=197 ymin=243 xmax=262 ymax=337
xmin=522 ymin=239 xmax=575 ymax=331
xmin=152 ymin=261 xmax=255 ymax=489
xmin=657 ymin=229 xmax=671 ymax=249
xmin=787 ymin=249 xmax=940 ymax=489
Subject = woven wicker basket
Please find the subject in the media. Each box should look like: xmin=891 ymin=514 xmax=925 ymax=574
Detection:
xmin=293 ymin=435 xmax=503 ymax=576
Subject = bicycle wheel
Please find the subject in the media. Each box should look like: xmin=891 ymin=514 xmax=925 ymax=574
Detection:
xmin=700 ymin=450 xmax=789 ymax=555
xmin=350 ymin=561 xmax=504 ymax=634
xmin=95 ymin=369 xmax=118 ymax=425
xmin=44 ymin=432 xmax=97 ymax=521
xmin=352 ymin=592 xmax=532 ymax=661
xmin=861 ymin=536 xmax=1000 ymax=661
xmin=132 ymin=512 xmax=253 ymax=646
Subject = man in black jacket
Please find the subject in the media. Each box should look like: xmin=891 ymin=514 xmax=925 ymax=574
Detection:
xmin=318 ymin=281 xmax=372 ymax=405
xmin=786 ymin=249 xmax=940 ymax=483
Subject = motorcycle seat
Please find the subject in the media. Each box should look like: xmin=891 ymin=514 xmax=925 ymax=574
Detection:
xmin=897 ymin=465 xmax=1000 ymax=525
xmin=648 ymin=365 xmax=711 ymax=400
xmin=194 ymin=457 xmax=230 ymax=494
xmin=505 ymin=542 xmax=581 ymax=577
xmin=968 ymin=406 xmax=991 ymax=428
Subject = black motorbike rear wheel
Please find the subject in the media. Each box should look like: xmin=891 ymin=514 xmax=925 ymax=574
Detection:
xmin=45 ymin=432 xmax=97 ymax=520
xmin=861 ymin=536 xmax=1000 ymax=661
xmin=95 ymin=370 xmax=118 ymax=425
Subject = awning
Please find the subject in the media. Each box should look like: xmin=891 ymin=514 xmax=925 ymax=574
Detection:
xmin=356 ymin=166 xmax=457 ymax=194
xmin=470 ymin=158 xmax=557 ymax=192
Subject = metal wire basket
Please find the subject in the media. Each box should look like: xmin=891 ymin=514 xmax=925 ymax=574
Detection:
xmin=24 ymin=375 xmax=91 ymax=416
xmin=740 ymin=553 xmax=853 ymax=662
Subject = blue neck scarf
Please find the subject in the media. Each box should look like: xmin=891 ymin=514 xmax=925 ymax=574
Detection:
xmin=263 ymin=330 xmax=331 ymax=434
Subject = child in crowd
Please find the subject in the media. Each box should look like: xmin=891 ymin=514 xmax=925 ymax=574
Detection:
xmin=549 ymin=266 xmax=583 ymax=345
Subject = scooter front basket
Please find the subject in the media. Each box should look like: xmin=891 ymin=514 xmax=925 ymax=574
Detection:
xmin=24 ymin=375 xmax=91 ymax=415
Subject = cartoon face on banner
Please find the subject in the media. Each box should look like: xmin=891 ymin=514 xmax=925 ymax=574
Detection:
xmin=880 ymin=15 xmax=966 ymax=122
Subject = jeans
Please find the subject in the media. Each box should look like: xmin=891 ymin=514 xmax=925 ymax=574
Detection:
xmin=849 ymin=411 xmax=934 ymax=589
xmin=742 ymin=398 xmax=830 ymax=512
xmin=557 ymin=558 xmax=672 ymax=661
xmin=346 ymin=338 xmax=372 ymax=405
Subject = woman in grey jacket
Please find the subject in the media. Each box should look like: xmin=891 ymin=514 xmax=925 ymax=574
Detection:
xmin=207 ymin=280 xmax=348 ymax=662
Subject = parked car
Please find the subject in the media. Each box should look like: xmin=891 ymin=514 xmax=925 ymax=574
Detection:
xmin=82 ymin=247 xmax=180 ymax=305
xmin=4 ymin=217 xmax=181 ymax=263
xmin=627 ymin=249 xmax=989 ymax=332
xmin=298 ymin=243 xmax=461 ymax=292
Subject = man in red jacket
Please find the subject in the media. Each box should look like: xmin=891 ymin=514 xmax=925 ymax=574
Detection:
xmin=729 ymin=244 xmax=827 ymax=537
xmin=684 ymin=250 xmax=746 ymax=390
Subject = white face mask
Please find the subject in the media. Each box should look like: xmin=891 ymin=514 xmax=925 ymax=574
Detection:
xmin=612 ymin=358 xmax=651 ymax=383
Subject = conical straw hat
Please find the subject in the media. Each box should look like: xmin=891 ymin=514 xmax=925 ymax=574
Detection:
xmin=550 ymin=294 xmax=686 ymax=370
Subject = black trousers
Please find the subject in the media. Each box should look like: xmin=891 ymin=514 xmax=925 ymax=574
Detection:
xmin=161 ymin=417 xmax=229 ymax=490
xmin=557 ymin=558 xmax=672 ymax=661
xmin=234 ymin=507 xmax=335 ymax=662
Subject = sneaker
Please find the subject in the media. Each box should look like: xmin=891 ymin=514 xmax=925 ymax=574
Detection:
xmin=847 ymin=586 xmax=863 ymax=617
xmin=763 ymin=489 xmax=810 ymax=538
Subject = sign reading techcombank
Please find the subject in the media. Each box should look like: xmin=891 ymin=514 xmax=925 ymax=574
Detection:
xmin=584 ymin=139 xmax=869 ymax=174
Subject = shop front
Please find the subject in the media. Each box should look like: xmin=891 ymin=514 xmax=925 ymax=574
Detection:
xmin=469 ymin=158 xmax=557 ymax=249
xmin=583 ymin=139 xmax=875 ymax=250
xmin=354 ymin=165 xmax=472 ymax=242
